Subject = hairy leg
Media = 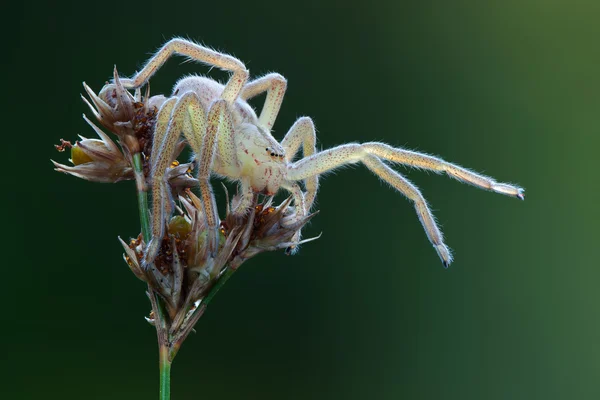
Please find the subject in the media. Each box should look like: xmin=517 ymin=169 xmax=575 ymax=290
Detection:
xmin=149 ymin=98 xmax=177 ymax=168
xmin=280 ymin=182 xmax=307 ymax=254
xmin=288 ymin=142 xmax=524 ymax=199
xmin=287 ymin=142 xmax=525 ymax=265
xmin=280 ymin=118 xmax=319 ymax=253
xmin=119 ymin=38 xmax=249 ymax=104
xmin=241 ymin=73 xmax=287 ymax=129
xmin=198 ymin=100 xmax=234 ymax=255
xmin=366 ymin=143 xmax=523 ymax=198
xmin=362 ymin=155 xmax=452 ymax=266
xmin=231 ymin=178 xmax=254 ymax=217
xmin=145 ymin=92 xmax=210 ymax=263
xmin=281 ymin=117 xmax=319 ymax=210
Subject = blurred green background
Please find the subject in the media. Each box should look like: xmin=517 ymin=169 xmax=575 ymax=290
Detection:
xmin=5 ymin=0 xmax=600 ymax=399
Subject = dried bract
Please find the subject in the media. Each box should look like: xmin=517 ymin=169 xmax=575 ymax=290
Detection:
xmin=53 ymin=67 xmax=165 ymax=185
xmin=52 ymin=116 xmax=133 ymax=183
xmin=121 ymin=188 xmax=318 ymax=313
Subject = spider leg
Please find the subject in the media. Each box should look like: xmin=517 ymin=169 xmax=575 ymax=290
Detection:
xmin=361 ymin=155 xmax=452 ymax=266
xmin=145 ymin=97 xmax=187 ymax=264
xmin=149 ymin=97 xmax=177 ymax=169
xmin=197 ymin=99 xmax=234 ymax=256
xmin=241 ymin=73 xmax=287 ymax=129
xmin=281 ymin=117 xmax=319 ymax=210
xmin=280 ymin=182 xmax=306 ymax=217
xmin=279 ymin=117 xmax=319 ymax=253
xmin=119 ymin=38 xmax=248 ymax=104
xmin=287 ymin=142 xmax=524 ymax=266
xmin=145 ymin=92 xmax=212 ymax=263
xmin=288 ymin=143 xmax=524 ymax=199
xmin=280 ymin=182 xmax=307 ymax=254
xmin=362 ymin=143 xmax=524 ymax=199
xmin=229 ymin=178 xmax=255 ymax=217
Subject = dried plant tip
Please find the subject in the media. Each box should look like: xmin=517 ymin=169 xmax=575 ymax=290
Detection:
xmin=51 ymin=116 xmax=133 ymax=183
xmin=82 ymin=82 xmax=114 ymax=124
xmin=57 ymin=74 xmax=166 ymax=184
xmin=113 ymin=65 xmax=136 ymax=122
xmin=119 ymin=236 xmax=146 ymax=281
xmin=82 ymin=71 xmax=160 ymax=156
xmin=166 ymin=161 xmax=197 ymax=195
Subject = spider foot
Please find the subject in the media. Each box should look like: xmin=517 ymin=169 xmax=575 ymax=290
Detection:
xmin=285 ymin=231 xmax=302 ymax=255
xmin=205 ymin=227 xmax=220 ymax=258
xmin=434 ymin=244 xmax=453 ymax=268
xmin=285 ymin=245 xmax=297 ymax=255
xmin=491 ymin=183 xmax=525 ymax=200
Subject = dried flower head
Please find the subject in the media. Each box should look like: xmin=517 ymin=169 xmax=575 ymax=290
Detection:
xmin=53 ymin=69 xmax=320 ymax=360
xmin=120 ymin=189 xmax=318 ymax=347
xmin=52 ymin=117 xmax=133 ymax=183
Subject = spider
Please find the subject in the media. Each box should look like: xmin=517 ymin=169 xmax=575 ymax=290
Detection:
xmin=119 ymin=38 xmax=524 ymax=268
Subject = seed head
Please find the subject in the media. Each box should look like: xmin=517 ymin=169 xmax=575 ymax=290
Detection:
xmin=55 ymin=69 xmax=320 ymax=355
xmin=52 ymin=115 xmax=133 ymax=183
xmin=53 ymin=67 xmax=166 ymax=185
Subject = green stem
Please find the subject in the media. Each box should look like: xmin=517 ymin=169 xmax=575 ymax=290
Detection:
xmin=132 ymin=152 xmax=171 ymax=399
xmin=132 ymin=153 xmax=151 ymax=242
xmin=159 ymin=345 xmax=171 ymax=400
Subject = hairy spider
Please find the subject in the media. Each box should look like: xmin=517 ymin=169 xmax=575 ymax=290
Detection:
xmin=121 ymin=38 xmax=523 ymax=268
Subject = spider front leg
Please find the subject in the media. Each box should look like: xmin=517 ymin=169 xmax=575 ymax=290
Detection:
xmin=242 ymin=73 xmax=287 ymax=129
xmin=281 ymin=117 xmax=319 ymax=210
xmin=361 ymin=155 xmax=452 ymax=266
xmin=289 ymin=150 xmax=451 ymax=266
xmin=119 ymin=38 xmax=249 ymax=105
xmin=287 ymin=143 xmax=524 ymax=266
xmin=289 ymin=143 xmax=524 ymax=200
xmin=279 ymin=117 xmax=318 ymax=252
xmin=279 ymin=181 xmax=307 ymax=254
xmin=362 ymin=143 xmax=525 ymax=199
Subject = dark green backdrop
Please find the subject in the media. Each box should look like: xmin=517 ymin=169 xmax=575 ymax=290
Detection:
xmin=5 ymin=0 xmax=599 ymax=399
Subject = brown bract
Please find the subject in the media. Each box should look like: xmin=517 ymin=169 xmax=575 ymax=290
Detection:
xmin=120 ymin=188 xmax=318 ymax=342
xmin=52 ymin=67 xmax=165 ymax=184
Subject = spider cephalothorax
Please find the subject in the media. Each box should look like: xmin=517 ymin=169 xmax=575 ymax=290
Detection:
xmin=119 ymin=38 xmax=523 ymax=267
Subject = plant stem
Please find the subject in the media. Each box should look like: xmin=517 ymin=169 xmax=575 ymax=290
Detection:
xmin=159 ymin=345 xmax=172 ymax=400
xmin=132 ymin=152 xmax=151 ymax=241
xmin=133 ymin=151 xmax=238 ymax=397
xmin=132 ymin=152 xmax=172 ymax=399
